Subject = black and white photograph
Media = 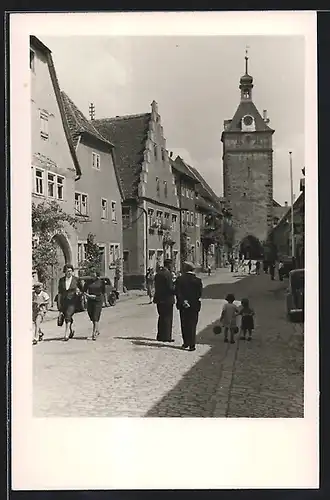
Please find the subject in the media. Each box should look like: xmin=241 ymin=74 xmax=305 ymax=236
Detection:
xmin=11 ymin=11 xmax=318 ymax=490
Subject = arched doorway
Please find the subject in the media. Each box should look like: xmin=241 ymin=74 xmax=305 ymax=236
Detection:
xmin=49 ymin=233 xmax=72 ymax=304
xmin=240 ymin=235 xmax=263 ymax=260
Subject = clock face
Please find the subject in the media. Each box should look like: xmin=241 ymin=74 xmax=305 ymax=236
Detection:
xmin=243 ymin=115 xmax=253 ymax=126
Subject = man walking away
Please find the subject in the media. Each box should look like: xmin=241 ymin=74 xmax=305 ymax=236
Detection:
xmin=248 ymin=260 xmax=252 ymax=274
xmin=230 ymin=258 xmax=234 ymax=273
xmin=153 ymin=259 xmax=175 ymax=342
xmin=175 ymin=261 xmax=203 ymax=352
xmin=255 ymin=260 xmax=261 ymax=275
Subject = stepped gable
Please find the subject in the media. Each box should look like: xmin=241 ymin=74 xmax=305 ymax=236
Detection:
xmin=93 ymin=113 xmax=151 ymax=200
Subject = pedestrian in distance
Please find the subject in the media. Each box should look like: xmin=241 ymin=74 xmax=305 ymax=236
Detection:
xmin=248 ymin=260 xmax=252 ymax=274
xmin=146 ymin=267 xmax=155 ymax=303
xmin=57 ymin=264 xmax=83 ymax=341
xmin=32 ymin=282 xmax=50 ymax=345
xmin=220 ymin=293 xmax=239 ymax=344
xmin=153 ymin=258 xmax=175 ymax=342
xmin=175 ymin=261 xmax=203 ymax=352
xmin=263 ymin=260 xmax=269 ymax=274
xmin=83 ymin=270 xmax=106 ymax=341
xmin=255 ymin=260 xmax=261 ymax=275
xmin=238 ymin=298 xmax=255 ymax=341
xmin=207 ymin=264 xmax=211 ymax=276
xmin=230 ymin=258 xmax=234 ymax=273
xmin=278 ymin=260 xmax=284 ymax=281
xmin=269 ymin=261 xmax=275 ymax=281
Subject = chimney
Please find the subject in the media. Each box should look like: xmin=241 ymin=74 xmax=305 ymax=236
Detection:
xmin=263 ymin=109 xmax=268 ymax=121
xmin=170 ymin=151 xmax=173 ymax=158
xmin=89 ymin=102 xmax=95 ymax=121
xmin=284 ymin=201 xmax=288 ymax=207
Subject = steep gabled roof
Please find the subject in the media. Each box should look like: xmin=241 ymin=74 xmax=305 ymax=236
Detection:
xmin=187 ymin=164 xmax=221 ymax=205
xmin=30 ymin=36 xmax=82 ymax=178
xmin=225 ymin=100 xmax=273 ymax=133
xmin=171 ymin=156 xmax=200 ymax=184
xmin=61 ymin=91 xmax=112 ymax=148
xmin=93 ymin=114 xmax=151 ymax=200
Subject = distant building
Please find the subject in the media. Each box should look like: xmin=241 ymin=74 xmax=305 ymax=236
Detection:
xmin=30 ymin=36 xmax=82 ymax=300
xmin=93 ymin=101 xmax=181 ymax=289
xmin=61 ymin=92 xmax=124 ymax=286
xmin=171 ymin=156 xmax=200 ymax=268
xmin=221 ymin=52 xmax=275 ymax=259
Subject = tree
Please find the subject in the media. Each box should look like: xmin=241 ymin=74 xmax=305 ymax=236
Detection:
xmin=32 ymin=200 xmax=77 ymax=285
xmin=79 ymin=233 xmax=103 ymax=276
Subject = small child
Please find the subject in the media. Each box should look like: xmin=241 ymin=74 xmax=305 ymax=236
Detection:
xmin=220 ymin=293 xmax=239 ymax=344
xmin=32 ymin=282 xmax=50 ymax=345
xmin=239 ymin=298 xmax=255 ymax=341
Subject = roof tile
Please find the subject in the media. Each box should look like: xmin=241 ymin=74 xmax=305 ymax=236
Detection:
xmin=93 ymin=114 xmax=151 ymax=199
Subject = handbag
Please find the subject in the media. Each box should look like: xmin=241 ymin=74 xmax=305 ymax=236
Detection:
xmin=57 ymin=312 xmax=64 ymax=327
xmin=213 ymin=325 xmax=222 ymax=335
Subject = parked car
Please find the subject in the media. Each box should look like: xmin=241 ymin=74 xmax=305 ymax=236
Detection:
xmin=286 ymin=269 xmax=304 ymax=322
xmin=76 ymin=276 xmax=119 ymax=312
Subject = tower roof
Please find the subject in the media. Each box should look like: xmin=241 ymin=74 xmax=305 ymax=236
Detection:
xmin=225 ymin=100 xmax=273 ymax=132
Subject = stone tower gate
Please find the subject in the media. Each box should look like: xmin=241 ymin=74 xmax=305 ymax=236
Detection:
xmin=221 ymin=51 xmax=274 ymax=258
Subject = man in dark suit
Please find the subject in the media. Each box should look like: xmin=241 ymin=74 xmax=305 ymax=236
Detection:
xmin=175 ymin=261 xmax=203 ymax=352
xmin=153 ymin=258 xmax=175 ymax=342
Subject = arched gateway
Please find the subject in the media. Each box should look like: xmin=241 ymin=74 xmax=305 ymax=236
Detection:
xmin=239 ymin=235 xmax=263 ymax=260
xmin=49 ymin=232 xmax=73 ymax=303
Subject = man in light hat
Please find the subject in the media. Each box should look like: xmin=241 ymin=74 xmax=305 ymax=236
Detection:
xmin=153 ymin=258 xmax=175 ymax=342
xmin=32 ymin=282 xmax=50 ymax=345
xmin=175 ymin=261 xmax=203 ymax=351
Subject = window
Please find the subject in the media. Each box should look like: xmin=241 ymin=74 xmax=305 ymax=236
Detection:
xmin=156 ymin=210 xmax=163 ymax=226
xmin=161 ymin=149 xmax=166 ymax=162
xmin=47 ymin=173 xmax=55 ymax=198
xmin=92 ymin=152 xmax=101 ymax=170
xmin=56 ymin=176 xmax=64 ymax=200
xmin=164 ymin=180 xmax=168 ymax=197
xmin=195 ymin=212 xmax=199 ymax=226
xmin=35 ymin=168 xmax=44 ymax=195
xmin=154 ymin=144 xmax=158 ymax=160
xmin=40 ymin=112 xmax=49 ymax=140
xmin=191 ymin=212 xmax=194 ymax=224
xmin=148 ymin=208 xmax=154 ymax=227
xmin=101 ymin=198 xmax=108 ymax=219
xmin=111 ymin=201 xmax=117 ymax=222
xmin=172 ymin=214 xmax=177 ymax=231
xmin=156 ymin=177 xmax=160 ymax=196
xmin=122 ymin=206 xmax=131 ymax=224
xmin=77 ymin=242 xmax=88 ymax=264
xmin=75 ymin=192 xmax=88 ymax=216
xmin=109 ymin=244 xmax=120 ymax=267
xmin=30 ymin=49 xmax=35 ymax=72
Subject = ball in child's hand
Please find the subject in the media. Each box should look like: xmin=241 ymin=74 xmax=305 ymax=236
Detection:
xmin=213 ymin=325 xmax=222 ymax=335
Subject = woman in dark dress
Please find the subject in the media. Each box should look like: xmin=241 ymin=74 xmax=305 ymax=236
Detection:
xmin=57 ymin=264 xmax=83 ymax=341
xmin=83 ymin=271 xmax=106 ymax=341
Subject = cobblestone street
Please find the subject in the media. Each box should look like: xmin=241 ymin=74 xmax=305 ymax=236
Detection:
xmin=33 ymin=269 xmax=304 ymax=418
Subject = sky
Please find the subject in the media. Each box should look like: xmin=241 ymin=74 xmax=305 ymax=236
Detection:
xmin=43 ymin=35 xmax=305 ymax=205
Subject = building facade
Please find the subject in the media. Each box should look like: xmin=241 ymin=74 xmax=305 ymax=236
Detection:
xmin=30 ymin=36 xmax=82 ymax=300
xmin=171 ymin=156 xmax=200 ymax=268
xmin=221 ymin=53 xmax=275 ymax=259
xmin=61 ymin=92 xmax=124 ymax=285
xmin=94 ymin=101 xmax=180 ymax=289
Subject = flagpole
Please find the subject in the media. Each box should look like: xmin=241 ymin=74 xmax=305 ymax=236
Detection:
xmin=289 ymin=151 xmax=295 ymax=258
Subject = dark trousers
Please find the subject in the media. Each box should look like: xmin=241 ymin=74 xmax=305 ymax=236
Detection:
xmin=179 ymin=308 xmax=199 ymax=347
xmin=156 ymin=303 xmax=173 ymax=341
xmin=270 ymin=266 xmax=275 ymax=280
